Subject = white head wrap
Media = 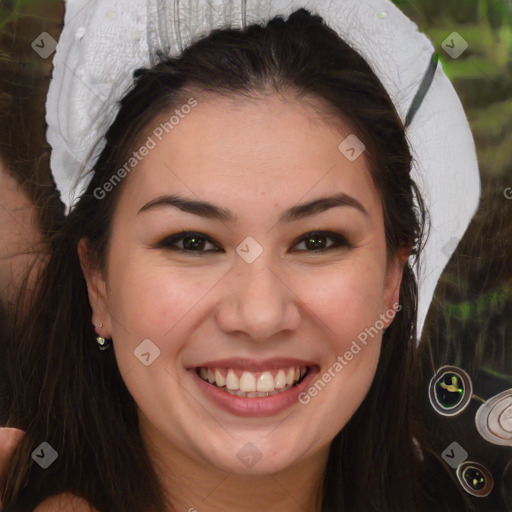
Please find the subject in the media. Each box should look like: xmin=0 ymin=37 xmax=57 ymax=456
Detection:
xmin=45 ymin=0 xmax=481 ymax=343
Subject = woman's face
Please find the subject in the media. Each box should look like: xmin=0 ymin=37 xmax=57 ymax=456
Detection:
xmin=82 ymin=91 xmax=406 ymax=475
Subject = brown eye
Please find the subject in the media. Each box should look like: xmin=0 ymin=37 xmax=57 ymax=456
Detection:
xmin=292 ymin=231 xmax=352 ymax=253
xmin=156 ymin=231 xmax=222 ymax=253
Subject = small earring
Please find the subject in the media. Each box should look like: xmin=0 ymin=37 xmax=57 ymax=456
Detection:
xmin=96 ymin=335 xmax=112 ymax=351
xmin=94 ymin=323 xmax=111 ymax=351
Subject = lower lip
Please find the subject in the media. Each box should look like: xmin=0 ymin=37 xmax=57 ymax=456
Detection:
xmin=189 ymin=368 xmax=319 ymax=417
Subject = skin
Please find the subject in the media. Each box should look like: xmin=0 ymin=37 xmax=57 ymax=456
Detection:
xmin=0 ymin=428 xmax=25 ymax=509
xmin=76 ymin=90 xmax=409 ymax=512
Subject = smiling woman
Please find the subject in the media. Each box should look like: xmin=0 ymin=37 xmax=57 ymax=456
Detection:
xmin=1 ymin=7 xmax=433 ymax=512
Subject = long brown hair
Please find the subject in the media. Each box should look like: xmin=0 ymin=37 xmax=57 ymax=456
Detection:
xmin=0 ymin=0 xmax=64 ymax=425
xmin=3 ymin=8 xmax=429 ymax=511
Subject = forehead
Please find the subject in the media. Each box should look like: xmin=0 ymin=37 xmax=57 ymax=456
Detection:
xmin=115 ymin=91 xmax=381 ymax=221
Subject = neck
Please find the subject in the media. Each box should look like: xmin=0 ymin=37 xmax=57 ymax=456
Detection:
xmin=140 ymin=418 xmax=329 ymax=512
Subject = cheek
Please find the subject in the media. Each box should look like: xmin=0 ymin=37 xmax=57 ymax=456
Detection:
xmin=299 ymin=259 xmax=386 ymax=345
xmin=292 ymin=259 xmax=385 ymax=422
xmin=105 ymin=248 xmax=221 ymax=382
xmin=108 ymin=258 xmax=201 ymax=337
xmin=105 ymin=255 xmax=204 ymax=406
xmin=107 ymin=246 xmax=387 ymax=358
xmin=297 ymin=314 xmax=382 ymax=441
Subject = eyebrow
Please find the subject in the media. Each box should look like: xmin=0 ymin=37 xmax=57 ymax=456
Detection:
xmin=137 ymin=192 xmax=368 ymax=222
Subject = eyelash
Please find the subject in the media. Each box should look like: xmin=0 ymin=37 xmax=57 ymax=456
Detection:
xmin=155 ymin=230 xmax=353 ymax=254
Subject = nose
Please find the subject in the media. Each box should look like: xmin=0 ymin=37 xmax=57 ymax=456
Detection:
xmin=215 ymin=249 xmax=301 ymax=343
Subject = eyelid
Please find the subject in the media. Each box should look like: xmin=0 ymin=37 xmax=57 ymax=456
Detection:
xmin=154 ymin=230 xmax=221 ymax=251
xmin=289 ymin=230 xmax=353 ymax=252
xmin=154 ymin=230 xmax=353 ymax=253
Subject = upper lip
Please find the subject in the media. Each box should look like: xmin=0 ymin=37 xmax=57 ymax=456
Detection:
xmin=189 ymin=357 xmax=318 ymax=372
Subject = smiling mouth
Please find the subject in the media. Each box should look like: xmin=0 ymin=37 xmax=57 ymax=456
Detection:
xmin=195 ymin=366 xmax=311 ymax=398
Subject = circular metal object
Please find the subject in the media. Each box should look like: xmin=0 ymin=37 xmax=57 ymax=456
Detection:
xmin=475 ymin=389 xmax=512 ymax=446
xmin=456 ymin=461 xmax=494 ymax=498
xmin=429 ymin=365 xmax=473 ymax=416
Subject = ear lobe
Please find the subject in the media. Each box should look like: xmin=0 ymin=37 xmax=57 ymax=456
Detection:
xmin=382 ymin=242 xmax=412 ymax=328
xmin=77 ymin=238 xmax=112 ymax=337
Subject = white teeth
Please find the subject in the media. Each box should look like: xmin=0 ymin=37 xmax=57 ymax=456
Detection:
xmin=226 ymin=369 xmax=239 ymax=390
xmin=256 ymin=371 xmax=275 ymax=392
xmin=215 ymin=369 xmax=225 ymax=387
xmin=239 ymin=372 xmax=256 ymax=393
xmin=275 ymin=369 xmax=287 ymax=390
xmin=197 ymin=365 xmax=310 ymax=397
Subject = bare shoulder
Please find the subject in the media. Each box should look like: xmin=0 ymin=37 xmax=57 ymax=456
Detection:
xmin=33 ymin=493 xmax=99 ymax=512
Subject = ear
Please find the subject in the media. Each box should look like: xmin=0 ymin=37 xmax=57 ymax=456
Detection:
xmin=381 ymin=242 xmax=412 ymax=329
xmin=77 ymin=237 xmax=112 ymax=338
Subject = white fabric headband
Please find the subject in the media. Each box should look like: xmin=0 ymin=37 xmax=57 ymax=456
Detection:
xmin=45 ymin=0 xmax=481 ymax=343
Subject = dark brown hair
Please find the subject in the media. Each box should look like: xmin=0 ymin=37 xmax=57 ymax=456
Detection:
xmin=0 ymin=1 xmax=64 ymax=425
xmin=3 ymin=8 xmax=429 ymax=511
